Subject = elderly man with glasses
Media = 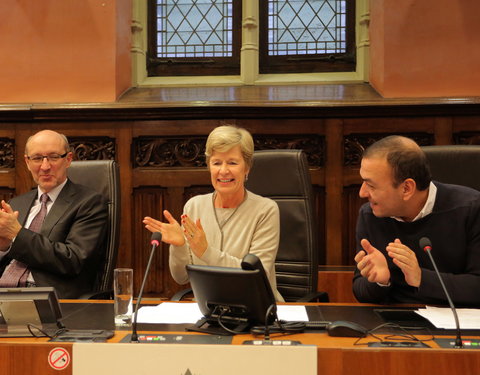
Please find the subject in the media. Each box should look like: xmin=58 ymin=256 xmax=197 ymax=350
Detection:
xmin=0 ymin=130 xmax=108 ymax=298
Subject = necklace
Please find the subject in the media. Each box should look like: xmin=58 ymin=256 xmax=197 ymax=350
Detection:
xmin=212 ymin=190 xmax=247 ymax=252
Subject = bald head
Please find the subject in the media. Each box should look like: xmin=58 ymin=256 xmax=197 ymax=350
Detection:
xmin=363 ymin=135 xmax=431 ymax=190
xmin=25 ymin=130 xmax=70 ymax=155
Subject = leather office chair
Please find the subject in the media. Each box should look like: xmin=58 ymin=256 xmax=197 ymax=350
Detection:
xmin=422 ymin=145 xmax=480 ymax=191
xmin=246 ymin=149 xmax=328 ymax=302
xmin=67 ymin=160 xmax=121 ymax=299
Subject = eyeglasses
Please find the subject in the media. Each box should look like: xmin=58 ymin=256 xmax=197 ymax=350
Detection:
xmin=26 ymin=152 xmax=68 ymax=164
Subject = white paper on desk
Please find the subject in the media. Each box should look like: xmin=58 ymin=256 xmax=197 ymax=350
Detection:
xmin=415 ymin=306 xmax=480 ymax=329
xmin=135 ymin=303 xmax=308 ymax=324
xmin=136 ymin=302 xmax=203 ymax=324
xmin=276 ymin=305 xmax=309 ymax=321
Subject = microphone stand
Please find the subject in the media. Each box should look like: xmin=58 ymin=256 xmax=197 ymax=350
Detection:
xmin=421 ymin=237 xmax=463 ymax=348
xmin=131 ymin=232 xmax=162 ymax=342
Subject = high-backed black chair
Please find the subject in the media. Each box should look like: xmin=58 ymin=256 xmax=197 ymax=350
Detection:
xmin=246 ymin=149 xmax=328 ymax=302
xmin=422 ymin=145 xmax=480 ymax=191
xmin=67 ymin=160 xmax=121 ymax=299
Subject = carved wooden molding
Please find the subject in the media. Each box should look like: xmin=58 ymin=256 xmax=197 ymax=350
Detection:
xmin=69 ymin=137 xmax=116 ymax=160
xmin=254 ymin=135 xmax=325 ymax=167
xmin=133 ymin=137 xmax=207 ymax=168
xmin=133 ymin=135 xmax=325 ymax=168
xmin=454 ymin=132 xmax=480 ymax=145
xmin=344 ymin=133 xmax=434 ymax=166
xmin=0 ymin=138 xmax=15 ymax=168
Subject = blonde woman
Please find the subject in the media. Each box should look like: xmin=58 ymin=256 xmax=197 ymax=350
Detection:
xmin=144 ymin=125 xmax=283 ymax=301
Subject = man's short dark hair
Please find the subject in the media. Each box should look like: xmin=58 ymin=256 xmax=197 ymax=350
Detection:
xmin=363 ymin=135 xmax=432 ymax=190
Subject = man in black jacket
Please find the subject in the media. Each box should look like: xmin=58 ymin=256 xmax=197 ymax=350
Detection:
xmin=353 ymin=135 xmax=480 ymax=307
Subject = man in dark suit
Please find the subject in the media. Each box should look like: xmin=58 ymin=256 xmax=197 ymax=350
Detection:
xmin=0 ymin=130 xmax=108 ymax=298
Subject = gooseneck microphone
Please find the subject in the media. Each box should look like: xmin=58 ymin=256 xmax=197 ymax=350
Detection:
xmin=131 ymin=232 xmax=162 ymax=342
xmin=419 ymin=237 xmax=463 ymax=348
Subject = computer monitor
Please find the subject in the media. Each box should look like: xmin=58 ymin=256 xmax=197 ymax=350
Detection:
xmin=0 ymin=287 xmax=63 ymax=337
xmin=186 ymin=254 xmax=277 ymax=333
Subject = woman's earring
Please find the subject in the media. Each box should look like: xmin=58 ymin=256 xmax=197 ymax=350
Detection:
xmin=245 ymin=174 xmax=249 ymax=181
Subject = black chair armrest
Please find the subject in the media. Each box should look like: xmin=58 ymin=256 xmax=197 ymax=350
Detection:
xmin=171 ymin=288 xmax=193 ymax=301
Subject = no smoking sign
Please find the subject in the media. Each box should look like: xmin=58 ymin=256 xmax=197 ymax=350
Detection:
xmin=48 ymin=347 xmax=71 ymax=371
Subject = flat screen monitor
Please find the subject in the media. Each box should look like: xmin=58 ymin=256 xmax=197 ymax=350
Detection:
xmin=0 ymin=287 xmax=63 ymax=337
xmin=186 ymin=260 xmax=277 ymax=332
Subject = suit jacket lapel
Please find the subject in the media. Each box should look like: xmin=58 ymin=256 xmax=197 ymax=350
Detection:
xmin=16 ymin=190 xmax=37 ymax=226
xmin=41 ymin=180 xmax=77 ymax=235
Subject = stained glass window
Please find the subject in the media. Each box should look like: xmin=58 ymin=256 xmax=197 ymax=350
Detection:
xmin=147 ymin=0 xmax=241 ymax=76
xmin=268 ymin=0 xmax=347 ymax=56
xmin=260 ymin=0 xmax=355 ymax=74
xmin=156 ymin=0 xmax=233 ymax=58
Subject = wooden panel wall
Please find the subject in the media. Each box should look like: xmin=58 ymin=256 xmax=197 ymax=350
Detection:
xmin=1 ymin=92 xmax=480 ymax=298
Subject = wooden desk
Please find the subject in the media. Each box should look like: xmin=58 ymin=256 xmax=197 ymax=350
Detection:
xmin=1 ymin=301 xmax=479 ymax=375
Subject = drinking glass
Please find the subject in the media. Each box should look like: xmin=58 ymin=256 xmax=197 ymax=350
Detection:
xmin=113 ymin=268 xmax=133 ymax=327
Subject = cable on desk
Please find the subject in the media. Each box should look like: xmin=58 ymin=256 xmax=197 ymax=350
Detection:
xmin=250 ymin=305 xmax=329 ymax=337
xmin=215 ymin=306 xmax=247 ymax=335
xmin=250 ymin=321 xmax=306 ymax=336
xmin=27 ymin=323 xmax=67 ymax=338
xmin=352 ymin=322 xmax=434 ymax=346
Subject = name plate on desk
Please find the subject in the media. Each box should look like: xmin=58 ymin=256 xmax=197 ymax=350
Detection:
xmin=73 ymin=343 xmax=317 ymax=375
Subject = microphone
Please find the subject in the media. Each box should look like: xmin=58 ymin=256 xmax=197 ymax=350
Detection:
xmin=131 ymin=232 xmax=162 ymax=342
xmin=419 ymin=237 xmax=463 ymax=348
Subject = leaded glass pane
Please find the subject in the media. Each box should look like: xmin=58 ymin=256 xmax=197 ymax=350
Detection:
xmin=268 ymin=0 xmax=347 ymax=56
xmin=156 ymin=0 xmax=233 ymax=58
